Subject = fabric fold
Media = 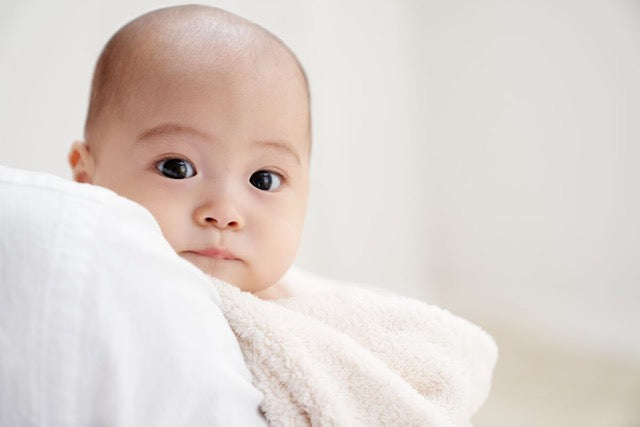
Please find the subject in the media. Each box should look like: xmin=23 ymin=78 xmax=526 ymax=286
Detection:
xmin=214 ymin=280 xmax=497 ymax=427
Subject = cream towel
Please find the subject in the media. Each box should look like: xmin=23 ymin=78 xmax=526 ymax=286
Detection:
xmin=214 ymin=280 xmax=497 ymax=427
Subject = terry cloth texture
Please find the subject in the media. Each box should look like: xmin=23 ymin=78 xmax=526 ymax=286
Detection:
xmin=214 ymin=280 xmax=498 ymax=427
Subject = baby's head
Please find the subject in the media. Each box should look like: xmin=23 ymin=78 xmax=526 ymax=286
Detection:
xmin=69 ymin=5 xmax=310 ymax=293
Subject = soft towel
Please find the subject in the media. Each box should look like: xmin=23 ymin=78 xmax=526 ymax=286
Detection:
xmin=214 ymin=279 xmax=497 ymax=426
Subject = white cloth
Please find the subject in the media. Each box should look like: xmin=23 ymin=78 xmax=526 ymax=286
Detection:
xmin=215 ymin=278 xmax=498 ymax=427
xmin=0 ymin=166 xmax=266 ymax=426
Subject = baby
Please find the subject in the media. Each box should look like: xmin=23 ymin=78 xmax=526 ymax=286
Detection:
xmin=69 ymin=4 xmax=309 ymax=299
xmin=69 ymin=5 xmax=496 ymax=425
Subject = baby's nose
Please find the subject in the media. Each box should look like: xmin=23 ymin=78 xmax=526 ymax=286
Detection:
xmin=193 ymin=203 xmax=243 ymax=230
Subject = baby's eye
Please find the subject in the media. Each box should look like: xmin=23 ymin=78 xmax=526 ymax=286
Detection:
xmin=155 ymin=158 xmax=196 ymax=179
xmin=249 ymin=170 xmax=282 ymax=192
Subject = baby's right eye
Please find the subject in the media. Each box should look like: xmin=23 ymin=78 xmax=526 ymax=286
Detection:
xmin=155 ymin=158 xmax=196 ymax=179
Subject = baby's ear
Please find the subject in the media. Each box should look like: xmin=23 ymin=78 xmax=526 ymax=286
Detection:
xmin=68 ymin=141 xmax=95 ymax=183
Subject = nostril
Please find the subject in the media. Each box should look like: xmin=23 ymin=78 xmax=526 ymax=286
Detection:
xmin=200 ymin=216 xmax=239 ymax=228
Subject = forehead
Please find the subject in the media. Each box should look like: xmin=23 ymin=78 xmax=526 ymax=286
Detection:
xmin=101 ymin=37 xmax=310 ymax=159
xmin=88 ymin=10 xmax=312 ymax=162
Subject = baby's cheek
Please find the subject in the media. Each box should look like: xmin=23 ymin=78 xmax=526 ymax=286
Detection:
xmin=266 ymin=225 xmax=299 ymax=274
xmin=142 ymin=202 xmax=184 ymax=249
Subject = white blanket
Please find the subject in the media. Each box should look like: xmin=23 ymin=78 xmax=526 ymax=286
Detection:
xmin=214 ymin=279 xmax=498 ymax=426
xmin=0 ymin=166 xmax=266 ymax=426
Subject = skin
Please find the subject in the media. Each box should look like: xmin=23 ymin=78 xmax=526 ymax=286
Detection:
xmin=69 ymin=6 xmax=310 ymax=295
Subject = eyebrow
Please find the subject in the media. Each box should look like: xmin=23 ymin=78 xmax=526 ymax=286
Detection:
xmin=137 ymin=122 xmax=301 ymax=164
xmin=252 ymin=140 xmax=302 ymax=165
xmin=137 ymin=123 xmax=213 ymax=142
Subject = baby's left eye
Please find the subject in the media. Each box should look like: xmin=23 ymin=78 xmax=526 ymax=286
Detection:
xmin=249 ymin=171 xmax=282 ymax=192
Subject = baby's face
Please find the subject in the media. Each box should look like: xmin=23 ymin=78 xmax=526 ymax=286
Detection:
xmin=87 ymin=49 xmax=310 ymax=293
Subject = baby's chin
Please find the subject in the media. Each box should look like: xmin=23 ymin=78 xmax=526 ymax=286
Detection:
xmin=179 ymin=251 xmax=273 ymax=294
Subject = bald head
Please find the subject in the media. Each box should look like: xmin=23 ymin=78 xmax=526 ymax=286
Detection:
xmin=84 ymin=5 xmax=309 ymax=143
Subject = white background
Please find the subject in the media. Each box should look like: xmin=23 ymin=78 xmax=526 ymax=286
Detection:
xmin=1 ymin=1 xmax=639 ymax=424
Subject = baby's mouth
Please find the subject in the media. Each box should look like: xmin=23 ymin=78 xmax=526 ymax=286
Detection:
xmin=186 ymin=248 xmax=239 ymax=261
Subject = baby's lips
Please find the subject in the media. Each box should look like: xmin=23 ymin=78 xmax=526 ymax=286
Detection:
xmin=191 ymin=247 xmax=239 ymax=260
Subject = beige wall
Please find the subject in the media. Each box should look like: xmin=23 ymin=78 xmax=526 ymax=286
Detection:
xmin=1 ymin=1 xmax=639 ymax=424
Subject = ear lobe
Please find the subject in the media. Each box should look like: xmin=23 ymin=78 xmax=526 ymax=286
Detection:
xmin=69 ymin=141 xmax=95 ymax=183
